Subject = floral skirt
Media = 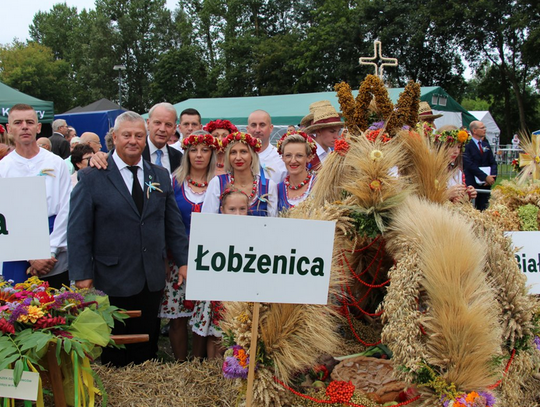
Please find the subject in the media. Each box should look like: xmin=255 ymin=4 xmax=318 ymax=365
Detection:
xmin=158 ymin=260 xmax=194 ymax=319
xmin=190 ymin=301 xmax=224 ymax=337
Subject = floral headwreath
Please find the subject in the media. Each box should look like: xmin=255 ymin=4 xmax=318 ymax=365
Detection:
xmin=181 ymin=133 xmax=220 ymax=150
xmin=276 ymin=131 xmax=317 ymax=157
xmin=220 ymin=186 xmax=249 ymax=202
xmin=221 ymin=132 xmax=262 ymax=153
xmin=204 ymin=119 xmax=238 ymax=135
xmin=430 ymin=129 xmax=471 ymax=148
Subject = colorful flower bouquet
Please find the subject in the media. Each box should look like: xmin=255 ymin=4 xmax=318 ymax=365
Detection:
xmin=0 ymin=277 xmax=127 ymax=406
xmin=222 ymin=345 xmax=254 ymax=379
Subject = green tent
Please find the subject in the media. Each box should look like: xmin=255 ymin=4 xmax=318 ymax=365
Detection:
xmin=164 ymin=86 xmax=475 ymax=128
xmin=0 ymin=82 xmax=54 ymax=124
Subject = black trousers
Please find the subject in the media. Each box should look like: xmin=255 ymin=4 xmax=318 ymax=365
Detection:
xmin=474 ymin=185 xmax=491 ymax=211
xmin=100 ymin=283 xmax=162 ymax=367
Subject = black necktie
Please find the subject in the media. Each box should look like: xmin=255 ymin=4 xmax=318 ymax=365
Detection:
xmin=127 ymin=166 xmax=143 ymax=215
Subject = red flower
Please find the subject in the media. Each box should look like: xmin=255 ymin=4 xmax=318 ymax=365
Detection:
xmin=235 ymin=134 xmax=241 ymax=140
xmin=34 ymin=316 xmax=66 ymax=330
xmin=0 ymin=318 xmax=15 ymax=334
xmin=183 ymin=300 xmax=194 ymax=310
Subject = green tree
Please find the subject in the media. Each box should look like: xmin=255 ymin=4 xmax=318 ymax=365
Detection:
xmin=95 ymin=0 xmax=176 ymax=112
xmin=430 ymin=0 xmax=540 ymax=133
xmin=360 ymin=0 xmax=466 ymax=96
xmin=0 ymin=41 xmax=71 ymax=112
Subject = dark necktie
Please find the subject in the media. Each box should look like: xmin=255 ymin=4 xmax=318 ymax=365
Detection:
xmin=478 ymin=141 xmax=484 ymax=155
xmin=127 ymin=166 xmax=143 ymax=215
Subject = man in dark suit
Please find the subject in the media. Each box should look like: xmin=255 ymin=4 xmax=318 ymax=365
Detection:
xmin=50 ymin=119 xmax=71 ymax=159
xmin=463 ymin=121 xmax=497 ymax=210
xmin=68 ymin=111 xmax=189 ymax=366
xmin=143 ymin=102 xmax=182 ymax=174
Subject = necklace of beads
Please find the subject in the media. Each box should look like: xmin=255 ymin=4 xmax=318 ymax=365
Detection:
xmin=285 ymin=172 xmax=312 ymax=190
xmin=230 ymin=175 xmax=257 ymax=199
xmin=216 ymin=162 xmax=224 ymax=168
xmin=187 ymin=176 xmax=208 ymax=188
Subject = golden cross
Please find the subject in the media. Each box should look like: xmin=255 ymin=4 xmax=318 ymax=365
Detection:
xmin=359 ymin=40 xmax=398 ymax=77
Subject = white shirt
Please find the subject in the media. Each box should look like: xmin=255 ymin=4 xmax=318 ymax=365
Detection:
xmin=0 ymin=148 xmax=71 ymax=275
xmin=170 ymin=140 xmax=182 ymax=151
xmin=148 ymin=137 xmax=171 ymax=174
xmin=258 ymin=145 xmax=287 ymax=184
xmin=315 ymin=142 xmax=329 ymax=163
xmin=112 ymin=151 xmax=144 ymax=193
xmin=201 ymin=174 xmax=278 ymax=217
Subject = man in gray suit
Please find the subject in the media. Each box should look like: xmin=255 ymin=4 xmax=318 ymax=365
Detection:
xmin=68 ymin=111 xmax=188 ymax=366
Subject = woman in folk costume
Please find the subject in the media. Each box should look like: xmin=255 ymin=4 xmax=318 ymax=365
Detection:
xmin=301 ymin=101 xmax=344 ymax=171
xmin=159 ymin=130 xmax=219 ymax=361
xmin=203 ymin=119 xmax=238 ymax=175
xmin=431 ymin=125 xmax=477 ymax=203
xmin=201 ymin=132 xmax=278 ymax=216
xmin=276 ymin=131 xmax=318 ymax=212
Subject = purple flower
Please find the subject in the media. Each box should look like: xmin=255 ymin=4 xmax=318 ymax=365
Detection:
xmin=222 ymin=356 xmax=250 ymax=379
xmin=8 ymin=304 xmax=28 ymax=324
xmin=368 ymin=121 xmax=385 ymax=130
xmin=479 ymin=391 xmax=496 ymax=406
xmin=534 ymin=336 xmax=540 ymax=351
xmin=51 ymin=292 xmax=85 ymax=309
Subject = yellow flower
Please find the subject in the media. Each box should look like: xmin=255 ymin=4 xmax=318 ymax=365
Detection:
xmin=457 ymin=130 xmax=469 ymax=144
xmin=535 ymin=156 xmax=540 ymax=164
xmin=369 ymin=179 xmax=382 ymax=190
xmin=370 ymin=149 xmax=384 ymax=161
xmin=18 ymin=306 xmax=45 ymax=323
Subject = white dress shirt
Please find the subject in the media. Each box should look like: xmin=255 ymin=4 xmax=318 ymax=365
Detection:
xmin=112 ymin=151 xmax=144 ymax=193
xmin=258 ymin=144 xmax=287 ymax=184
xmin=148 ymin=138 xmax=171 ymax=174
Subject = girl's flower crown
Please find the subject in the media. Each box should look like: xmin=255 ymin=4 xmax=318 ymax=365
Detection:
xmin=276 ymin=131 xmax=318 ymax=156
xmin=181 ymin=133 xmax=220 ymax=150
xmin=222 ymin=132 xmax=262 ymax=153
xmin=204 ymin=119 xmax=238 ymax=135
xmin=431 ymin=129 xmax=471 ymax=148
xmin=220 ymin=186 xmax=249 ymax=202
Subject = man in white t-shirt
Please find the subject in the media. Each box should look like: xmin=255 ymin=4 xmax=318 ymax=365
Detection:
xmin=0 ymin=104 xmax=71 ymax=288
xmin=247 ymin=110 xmax=287 ymax=184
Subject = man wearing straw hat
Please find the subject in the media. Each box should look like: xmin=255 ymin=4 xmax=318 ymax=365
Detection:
xmin=418 ymin=101 xmax=443 ymax=128
xmin=303 ymin=101 xmax=344 ymax=171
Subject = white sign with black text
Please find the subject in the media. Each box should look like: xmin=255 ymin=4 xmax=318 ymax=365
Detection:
xmin=0 ymin=177 xmax=50 ymax=262
xmin=506 ymin=231 xmax=540 ymax=294
xmin=186 ymin=213 xmax=336 ymax=304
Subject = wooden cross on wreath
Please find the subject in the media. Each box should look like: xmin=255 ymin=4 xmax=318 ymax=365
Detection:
xmin=359 ymin=40 xmax=398 ymax=78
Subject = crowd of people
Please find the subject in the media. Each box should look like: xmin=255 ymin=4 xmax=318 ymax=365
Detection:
xmin=0 ymin=99 xmax=497 ymax=366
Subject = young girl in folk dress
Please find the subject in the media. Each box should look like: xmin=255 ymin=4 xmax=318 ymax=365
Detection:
xmin=159 ymin=130 xmax=219 ymax=361
xmin=276 ymin=131 xmax=318 ymax=212
xmin=201 ymin=132 xmax=278 ymax=217
xmin=190 ymin=187 xmax=250 ymax=358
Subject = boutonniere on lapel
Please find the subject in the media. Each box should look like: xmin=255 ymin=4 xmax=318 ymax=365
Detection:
xmin=38 ymin=168 xmax=55 ymax=177
xmin=145 ymin=176 xmax=163 ymax=198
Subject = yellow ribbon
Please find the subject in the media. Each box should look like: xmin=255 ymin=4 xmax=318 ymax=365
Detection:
xmin=26 ymin=360 xmax=44 ymax=407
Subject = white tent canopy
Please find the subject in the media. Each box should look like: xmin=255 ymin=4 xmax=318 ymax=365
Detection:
xmin=470 ymin=111 xmax=501 ymax=147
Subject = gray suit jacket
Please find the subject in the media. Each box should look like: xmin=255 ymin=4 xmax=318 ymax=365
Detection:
xmin=68 ymin=155 xmax=188 ymax=297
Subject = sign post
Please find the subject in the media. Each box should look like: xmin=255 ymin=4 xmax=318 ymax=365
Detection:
xmin=186 ymin=213 xmax=336 ymax=406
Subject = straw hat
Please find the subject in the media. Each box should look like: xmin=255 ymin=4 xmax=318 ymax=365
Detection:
xmin=303 ymin=102 xmax=344 ymax=134
xmin=418 ymin=101 xmax=443 ymax=121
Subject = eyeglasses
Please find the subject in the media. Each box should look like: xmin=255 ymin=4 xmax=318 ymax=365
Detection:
xmin=283 ymin=153 xmax=306 ymax=161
